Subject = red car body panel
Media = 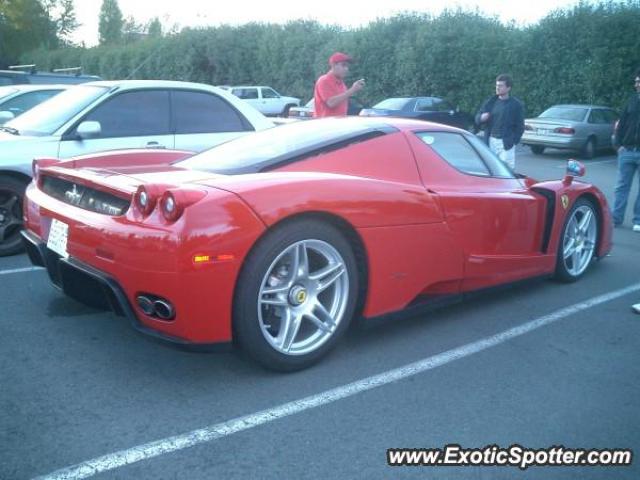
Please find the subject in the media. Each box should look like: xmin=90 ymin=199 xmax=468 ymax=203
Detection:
xmin=23 ymin=119 xmax=613 ymax=345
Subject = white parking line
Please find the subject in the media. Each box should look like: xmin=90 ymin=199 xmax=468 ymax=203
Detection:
xmin=0 ymin=266 xmax=43 ymax=276
xmin=34 ymin=282 xmax=640 ymax=480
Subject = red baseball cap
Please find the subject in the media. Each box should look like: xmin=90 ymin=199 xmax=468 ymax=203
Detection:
xmin=329 ymin=52 xmax=353 ymax=65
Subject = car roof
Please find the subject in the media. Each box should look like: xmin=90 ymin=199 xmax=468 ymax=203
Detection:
xmin=547 ymin=104 xmax=613 ymax=110
xmin=83 ymin=80 xmax=231 ymax=91
xmin=0 ymin=84 xmax=69 ymax=93
xmin=297 ymin=115 xmax=460 ymax=133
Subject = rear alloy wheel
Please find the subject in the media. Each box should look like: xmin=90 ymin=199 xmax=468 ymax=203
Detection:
xmin=581 ymin=137 xmax=596 ymax=159
xmin=0 ymin=176 xmax=28 ymax=256
xmin=554 ymin=198 xmax=598 ymax=282
xmin=531 ymin=145 xmax=545 ymax=155
xmin=234 ymin=220 xmax=358 ymax=371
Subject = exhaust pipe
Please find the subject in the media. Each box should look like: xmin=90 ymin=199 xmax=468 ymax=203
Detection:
xmin=136 ymin=295 xmax=155 ymax=316
xmin=153 ymin=299 xmax=175 ymax=320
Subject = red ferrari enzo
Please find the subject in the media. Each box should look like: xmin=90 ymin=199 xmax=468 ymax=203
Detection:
xmin=22 ymin=117 xmax=612 ymax=370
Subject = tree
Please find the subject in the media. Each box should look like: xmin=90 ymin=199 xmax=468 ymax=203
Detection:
xmin=41 ymin=0 xmax=78 ymax=43
xmin=0 ymin=0 xmax=57 ymax=65
xmin=147 ymin=17 xmax=162 ymax=38
xmin=98 ymin=0 xmax=123 ymax=45
xmin=122 ymin=14 xmax=144 ymax=43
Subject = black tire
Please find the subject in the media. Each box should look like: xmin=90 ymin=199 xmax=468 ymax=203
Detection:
xmin=531 ymin=145 xmax=545 ymax=155
xmin=0 ymin=176 xmax=28 ymax=256
xmin=281 ymin=104 xmax=296 ymax=117
xmin=233 ymin=219 xmax=359 ymax=371
xmin=554 ymin=198 xmax=599 ymax=283
xmin=581 ymin=137 xmax=596 ymax=159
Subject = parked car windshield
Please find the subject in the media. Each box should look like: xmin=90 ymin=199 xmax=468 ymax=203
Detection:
xmin=178 ymin=119 xmax=378 ymax=173
xmin=539 ymin=106 xmax=588 ymax=122
xmin=0 ymin=87 xmax=18 ymax=101
xmin=6 ymin=85 xmax=110 ymax=136
xmin=372 ymin=98 xmax=412 ymax=111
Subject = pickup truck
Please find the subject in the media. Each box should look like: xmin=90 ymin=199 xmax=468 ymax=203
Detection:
xmin=230 ymin=86 xmax=300 ymax=117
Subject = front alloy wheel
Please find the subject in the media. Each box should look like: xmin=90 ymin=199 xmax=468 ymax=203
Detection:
xmin=555 ymin=198 xmax=598 ymax=282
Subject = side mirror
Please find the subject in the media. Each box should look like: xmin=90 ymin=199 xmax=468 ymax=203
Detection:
xmin=76 ymin=121 xmax=101 ymax=139
xmin=563 ymin=159 xmax=586 ymax=185
xmin=0 ymin=110 xmax=15 ymax=125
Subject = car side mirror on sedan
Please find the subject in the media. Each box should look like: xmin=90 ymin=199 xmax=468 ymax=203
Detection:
xmin=76 ymin=121 xmax=101 ymax=139
xmin=0 ymin=110 xmax=15 ymax=125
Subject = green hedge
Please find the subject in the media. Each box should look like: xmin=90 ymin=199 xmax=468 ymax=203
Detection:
xmin=25 ymin=2 xmax=640 ymax=116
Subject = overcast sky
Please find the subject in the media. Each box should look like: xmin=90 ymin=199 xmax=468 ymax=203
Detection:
xmin=70 ymin=0 xmax=584 ymax=46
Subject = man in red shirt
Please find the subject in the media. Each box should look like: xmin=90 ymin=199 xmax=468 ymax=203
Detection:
xmin=314 ymin=52 xmax=365 ymax=118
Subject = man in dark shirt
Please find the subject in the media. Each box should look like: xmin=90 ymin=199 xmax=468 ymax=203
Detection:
xmin=476 ymin=74 xmax=525 ymax=170
xmin=612 ymin=69 xmax=640 ymax=232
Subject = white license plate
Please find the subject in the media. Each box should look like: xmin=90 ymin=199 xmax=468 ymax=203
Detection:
xmin=47 ymin=218 xmax=69 ymax=258
xmin=537 ymin=128 xmax=550 ymax=135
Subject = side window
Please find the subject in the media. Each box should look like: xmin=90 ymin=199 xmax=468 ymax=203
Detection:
xmin=262 ymin=88 xmax=279 ymax=99
xmin=588 ymin=109 xmax=609 ymax=124
xmin=233 ymin=88 xmax=258 ymax=99
xmin=1 ymin=90 xmax=60 ymax=114
xmin=80 ymin=90 xmax=170 ymax=138
xmin=417 ymin=131 xmax=492 ymax=177
xmin=603 ymin=109 xmax=619 ymax=124
xmin=433 ymin=98 xmax=453 ymax=112
xmin=415 ymin=98 xmax=433 ymax=112
xmin=172 ymin=90 xmax=249 ymax=134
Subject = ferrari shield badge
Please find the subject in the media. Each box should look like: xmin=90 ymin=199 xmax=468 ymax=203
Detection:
xmin=561 ymin=194 xmax=569 ymax=210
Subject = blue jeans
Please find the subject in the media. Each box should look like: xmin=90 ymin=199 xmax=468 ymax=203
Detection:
xmin=612 ymin=149 xmax=640 ymax=225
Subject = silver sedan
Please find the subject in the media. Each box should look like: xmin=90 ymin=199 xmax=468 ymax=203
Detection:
xmin=521 ymin=104 xmax=618 ymax=158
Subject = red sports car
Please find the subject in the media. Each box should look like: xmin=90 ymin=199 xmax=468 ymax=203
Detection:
xmin=22 ymin=117 xmax=612 ymax=370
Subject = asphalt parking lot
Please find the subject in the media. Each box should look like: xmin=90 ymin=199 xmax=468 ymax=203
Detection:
xmin=1 ymin=146 xmax=639 ymax=479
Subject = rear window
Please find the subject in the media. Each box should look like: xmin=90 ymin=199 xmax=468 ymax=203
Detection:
xmin=177 ymin=118 xmax=394 ymax=174
xmin=539 ymin=107 xmax=588 ymax=122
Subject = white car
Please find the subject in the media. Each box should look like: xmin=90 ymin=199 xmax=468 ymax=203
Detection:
xmin=230 ymin=86 xmax=300 ymax=116
xmin=0 ymin=84 xmax=69 ymax=124
xmin=0 ymin=80 xmax=274 ymax=256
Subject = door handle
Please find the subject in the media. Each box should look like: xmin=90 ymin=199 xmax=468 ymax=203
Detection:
xmin=146 ymin=141 xmax=166 ymax=149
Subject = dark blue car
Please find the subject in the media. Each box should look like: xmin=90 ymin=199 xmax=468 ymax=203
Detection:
xmin=359 ymin=96 xmax=475 ymax=132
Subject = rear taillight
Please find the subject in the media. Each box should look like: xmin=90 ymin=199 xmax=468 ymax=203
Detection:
xmin=134 ymin=184 xmax=171 ymax=216
xmin=160 ymin=191 xmax=180 ymax=222
xmin=524 ymin=124 xmax=534 ymax=131
xmin=159 ymin=189 xmax=206 ymax=222
xmin=554 ymin=127 xmax=575 ymax=134
xmin=32 ymin=158 xmax=60 ymax=181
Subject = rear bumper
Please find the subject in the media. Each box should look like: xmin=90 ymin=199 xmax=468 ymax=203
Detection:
xmin=21 ymin=229 xmax=231 ymax=351
xmin=521 ymin=133 xmax=586 ymax=150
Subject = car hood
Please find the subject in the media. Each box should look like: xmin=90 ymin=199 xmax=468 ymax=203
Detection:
xmin=0 ymin=132 xmax=60 ymax=175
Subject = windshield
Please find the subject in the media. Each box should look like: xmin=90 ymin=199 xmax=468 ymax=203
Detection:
xmin=372 ymin=98 xmax=411 ymax=111
xmin=6 ymin=85 xmax=109 ymax=136
xmin=0 ymin=88 xmax=18 ymax=102
xmin=178 ymin=118 xmax=381 ymax=173
xmin=539 ymin=106 xmax=588 ymax=122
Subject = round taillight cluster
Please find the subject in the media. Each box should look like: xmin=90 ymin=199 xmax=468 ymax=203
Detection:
xmin=160 ymin=191 xmax=181 ymax=222
xmin=134 ymin=185 xmax=206 ymax=222
xmin=134 ymin=185 xmax=157 ymax=216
